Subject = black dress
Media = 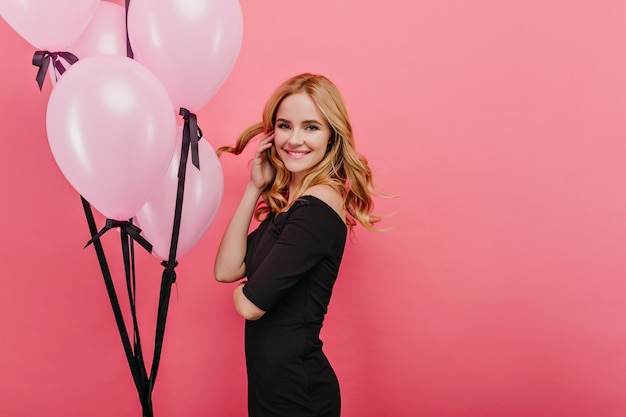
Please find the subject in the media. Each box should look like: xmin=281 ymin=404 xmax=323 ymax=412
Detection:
xmin=243 ymin=195 xmax=347 ymax=417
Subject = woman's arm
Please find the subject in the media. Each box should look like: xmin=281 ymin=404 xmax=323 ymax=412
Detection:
xmin=233 ymin=282 xmax=265 ymax=320
xmin=213 ymin=183 xmax=263 ymax=282
xmin=213 ymin=132 xmax=275 ymax=283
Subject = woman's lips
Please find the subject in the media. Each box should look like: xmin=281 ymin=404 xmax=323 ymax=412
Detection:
xmin=283 ymin=149 xmax=310 ymax=159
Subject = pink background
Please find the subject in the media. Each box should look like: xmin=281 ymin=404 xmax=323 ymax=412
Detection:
xmin=2 ymin=1 xmax=626 ymax=416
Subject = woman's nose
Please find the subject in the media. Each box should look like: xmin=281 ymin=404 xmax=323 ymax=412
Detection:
xmin=287 ymin=129 xmax=304 ymax=145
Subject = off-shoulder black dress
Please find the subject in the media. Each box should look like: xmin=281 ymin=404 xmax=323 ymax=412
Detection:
xmin=242 ymin=195 xmax=347 ymax=417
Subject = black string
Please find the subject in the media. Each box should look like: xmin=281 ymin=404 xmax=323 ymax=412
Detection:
xmin=125 ymin=0 xmax=134 ymax=59
xmin=120 ymin=226 xmax=150 ymax=416
xmin=144 ymin=109 xmax=199 ymax=407
xmin=79 ymin=2 xmax=204 ymax=412
xmin=79 ymin=110 xmax=200 ymax=417
xmin=80 ymin=197 xmax=151 ymax=416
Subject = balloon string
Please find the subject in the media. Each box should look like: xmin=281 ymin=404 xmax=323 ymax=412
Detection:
xmin=125 ymin=0 xmax=134 ymax=59
xmin=120 ymin=225 xmax=152 ymax=417
xmin=144 ymin=109 xmax=201 ymax=405
xmin=80 ymin=196 xmax=152 ymax=416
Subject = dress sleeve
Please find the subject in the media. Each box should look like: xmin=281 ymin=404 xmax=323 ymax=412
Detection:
xmin=242 ymin=198 xmax=343 ymax=312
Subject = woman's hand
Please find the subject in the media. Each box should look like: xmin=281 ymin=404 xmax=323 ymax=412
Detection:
xmin=250 ymin=132 xmax=276 ymax=191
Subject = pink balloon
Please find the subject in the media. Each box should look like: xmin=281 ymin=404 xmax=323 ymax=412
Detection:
xmin=127 ymin=0 xmax=243 ymax=112
xmin=1 ymin=0 xmax=99 ymax=50
xmin=46 ymin=55 xmax=177 ymax=221
xmin=135 ymin=129 xmax=224 ymax=261
xmin=67 ymin=1 xmax=127 ymax=58
xmin=49 ymin=2 xmax=127 ymax=84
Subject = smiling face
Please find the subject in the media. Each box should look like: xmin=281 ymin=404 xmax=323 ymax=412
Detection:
xmin=273 ymin=92 xmax=332 ymax=184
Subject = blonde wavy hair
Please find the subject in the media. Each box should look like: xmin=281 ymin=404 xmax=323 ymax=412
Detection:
xmin=218 ymin=73 xmax=382 ymax=230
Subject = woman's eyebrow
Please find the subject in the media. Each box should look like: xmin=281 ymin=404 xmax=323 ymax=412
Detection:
xmin=276 ymin=118 xmax=323 ymax=125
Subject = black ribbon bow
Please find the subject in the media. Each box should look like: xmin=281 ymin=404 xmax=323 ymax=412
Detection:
xmin=32 ymin=50 xmax=78 ymax=90
xmin=85 ymin=218 xmax=153 ymax=254
xmin=180 ymin=108 xmax=203 ymax=170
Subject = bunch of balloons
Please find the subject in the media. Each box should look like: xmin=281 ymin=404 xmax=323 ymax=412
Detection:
xmin=1 ymin=0 xmax=242 ymax=260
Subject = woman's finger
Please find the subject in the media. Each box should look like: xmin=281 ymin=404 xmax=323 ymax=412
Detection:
xmin=259 ymin=131 xmax=274 ymax=144
xmin=256 ymin=135 xmax=274 ymax=155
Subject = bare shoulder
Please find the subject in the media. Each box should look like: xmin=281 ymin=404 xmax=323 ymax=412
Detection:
xmin=303 ymin=184 xmax=346 ymax=223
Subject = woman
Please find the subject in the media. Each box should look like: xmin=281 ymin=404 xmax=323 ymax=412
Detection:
xmin=215 ymin=73 xmax=381 ymax=417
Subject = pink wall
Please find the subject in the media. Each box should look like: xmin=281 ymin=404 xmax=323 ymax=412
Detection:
xmin=2 ymin=1 xmax=626 ymax=416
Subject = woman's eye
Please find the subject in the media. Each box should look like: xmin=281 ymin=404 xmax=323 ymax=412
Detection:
xmin=277 ymin=123 xmax=290 ymax=130
xmin=305 ymin=125 xmax=319 ymax=131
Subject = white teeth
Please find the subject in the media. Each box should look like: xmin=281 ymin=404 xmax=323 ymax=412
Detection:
xmin=288 ymin=151 xmax=308 ymax=156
